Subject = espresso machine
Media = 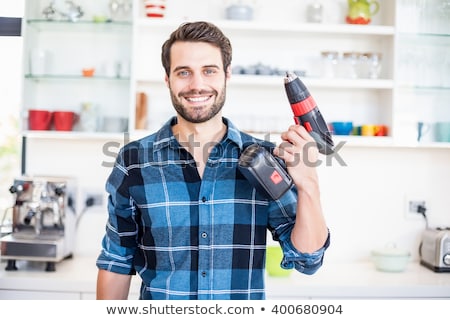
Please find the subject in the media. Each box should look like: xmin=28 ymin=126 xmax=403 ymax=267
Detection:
xmin=0 ymin=176 xmax=77 ymax=271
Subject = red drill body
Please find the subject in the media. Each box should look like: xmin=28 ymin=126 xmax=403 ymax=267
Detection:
xmin=284 ymin=72 xmax=334 ymax=155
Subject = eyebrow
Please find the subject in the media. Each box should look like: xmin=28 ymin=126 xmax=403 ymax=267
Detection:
xmin=173 ymin=64 xmax=221 ymax=72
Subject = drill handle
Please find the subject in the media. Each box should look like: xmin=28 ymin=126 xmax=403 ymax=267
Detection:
xmin=295 ymin=112 xmax=334 ymax=155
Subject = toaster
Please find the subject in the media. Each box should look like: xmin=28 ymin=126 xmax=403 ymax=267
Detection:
xmin=419 ymin=228 xmax=450 ymax=272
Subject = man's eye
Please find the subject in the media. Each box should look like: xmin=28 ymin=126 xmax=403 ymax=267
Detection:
xmin=178 ymin=70 xmax=190 ymax=77
xmin=204 ymin=69 xmax=217 ymax=75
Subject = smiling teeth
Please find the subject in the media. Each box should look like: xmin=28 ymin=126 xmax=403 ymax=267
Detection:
xmin=187 ymin=96 xmax=209 ymax=102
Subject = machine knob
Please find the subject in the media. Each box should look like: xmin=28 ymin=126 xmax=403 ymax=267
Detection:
xmin=54 ymin=187 xmax=65 ymax=196
xmin=443 ymin=254 xmax=450 ymax=266
xmin=9 ymin=183 xmax=28 ymax=194
xmin=24 ymin=210 xmax=35 ymax=225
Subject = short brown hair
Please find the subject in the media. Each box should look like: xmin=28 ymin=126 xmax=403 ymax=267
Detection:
xmin=161 ymin=21 xmax=232 ymax=76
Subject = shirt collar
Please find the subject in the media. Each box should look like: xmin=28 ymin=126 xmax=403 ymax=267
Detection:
xmin=152 ymin=116 xmax=245 ymax=152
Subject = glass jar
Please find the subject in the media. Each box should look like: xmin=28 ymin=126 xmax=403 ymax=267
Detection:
xmin=306 ymin=2 xmax=323 ymax=23
xmin=341 ymin=52 xmax=361 ymax=79
xmin=321 ymin=51 xmax=339 ymax=78
xmin=363 ymin=52 xmax=382 ymax=79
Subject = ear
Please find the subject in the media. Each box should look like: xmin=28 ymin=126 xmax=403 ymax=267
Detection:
xmin=164 ymin=74 xmax=170 ymax=87
xmin=225 ymin=65 xmax=232 ymax=80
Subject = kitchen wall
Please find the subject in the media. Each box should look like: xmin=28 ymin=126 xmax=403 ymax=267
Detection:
xmin=24 ymin=138 xmax=450 ymax=263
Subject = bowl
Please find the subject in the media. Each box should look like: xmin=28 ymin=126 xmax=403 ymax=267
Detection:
xmin=329 ymin=121 xmax=353 ymax=135
xmin=371 ymin=245 xmax=411 ymax=272
xmin=266 ymin=245 xmax=293 ymax=277
xmin=82 ymin=68 xmax=95 ymax=77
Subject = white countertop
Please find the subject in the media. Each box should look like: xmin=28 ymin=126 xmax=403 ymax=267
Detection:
xmin=1 ymin=255 xmax=449 ymax=299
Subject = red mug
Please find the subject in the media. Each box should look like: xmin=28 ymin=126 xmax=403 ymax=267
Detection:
xmin=28 ymin=109 xmax=52 ymax=130
xmin=53 ymin=111 xmax=77 ymax=131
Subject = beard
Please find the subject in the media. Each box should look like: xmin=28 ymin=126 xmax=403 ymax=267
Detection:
xmin=169 ymin=83 xmax=226 ymax=124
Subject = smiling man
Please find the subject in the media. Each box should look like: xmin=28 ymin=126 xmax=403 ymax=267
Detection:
xmin=96 ymin=21 xmax=330 ymax=300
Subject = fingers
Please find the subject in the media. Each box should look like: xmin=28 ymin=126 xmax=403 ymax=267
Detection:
xmin=280 ymin=125 xmax=313 ymax=144
xmin=273 ymin=125 xmax=318 ymax=162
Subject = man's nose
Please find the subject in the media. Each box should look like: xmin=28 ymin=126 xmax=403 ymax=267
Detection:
xmin=188 ymin=73 xmax=205 ymax=89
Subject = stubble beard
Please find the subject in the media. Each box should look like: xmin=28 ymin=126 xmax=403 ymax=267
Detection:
xmin=170 ymin=84 xmax=227 ymax=124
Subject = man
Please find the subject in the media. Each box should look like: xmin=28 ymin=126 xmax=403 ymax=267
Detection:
xmin=96 ymin=21 xmax=330 ymax=300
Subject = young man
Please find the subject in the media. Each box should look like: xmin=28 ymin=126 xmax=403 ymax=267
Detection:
xmin=96 ymin=21 xmax=330 ymax=300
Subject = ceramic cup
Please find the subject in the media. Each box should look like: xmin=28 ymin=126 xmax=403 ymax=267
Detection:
xmin=435 ymin=122 xmax=450 ymax=142
xmin=417 ymin=122 xmax=434 ymax=142
xmin=266 ymin=245 xmax=293 ymax=277
xmin=28 ymin=109 xmax=52 ymax=130
xmin=53 ymin=111 xmax=77 ymax=131
xmin=330 ymin=121 xmax=353 ymax=135
xmin=374 ymin=124 xmax=388 ymax=136
xmin=361 ymin=124 xmax=376 ymax=136
xmin=30 ymin=48 xmax=51 ymax=75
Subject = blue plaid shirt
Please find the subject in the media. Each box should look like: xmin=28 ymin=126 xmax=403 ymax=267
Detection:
xmin=96 ymin=117 xmax=330 ymax=300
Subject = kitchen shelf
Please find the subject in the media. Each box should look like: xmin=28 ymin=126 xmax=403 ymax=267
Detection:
xmin=137 ymin=75 xmax=394 ymax=90
xmin=26 ymin=19 xmax=132 ymax=33
xmin=25 ymin=74 xmax=130 ymax=81
xmin=136 ymin=18 xmax=395 ymax=36
xmin=23 ymin=130 xmax=129 ymax=141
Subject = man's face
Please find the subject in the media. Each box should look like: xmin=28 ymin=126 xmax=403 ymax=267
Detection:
xmin=165 ymin=41 xmax=230 ymax=124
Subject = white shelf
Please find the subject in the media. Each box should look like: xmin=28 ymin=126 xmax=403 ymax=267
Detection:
xmin=22 ymin=131 xmax=129 ymax=141
xmin=137 ymin=75 xmax=394 ymax=90
xmin=136 ymin=18 xmax=395 ymax=36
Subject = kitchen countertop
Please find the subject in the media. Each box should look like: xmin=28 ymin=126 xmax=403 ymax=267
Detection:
xmin=0 ymin=256 xmax=449 ymax=299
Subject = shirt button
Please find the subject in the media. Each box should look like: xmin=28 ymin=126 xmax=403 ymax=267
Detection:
xmin=201 ymin=271 xmax=207 ymax=277
xmin=201 ymin=232 xmax=207 ymax=238
xmin=201 ymin=196 xmax=207 ymax=202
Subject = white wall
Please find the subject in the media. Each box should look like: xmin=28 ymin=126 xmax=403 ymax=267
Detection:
xmin=24 ymin=138 xmax=450 ymax=262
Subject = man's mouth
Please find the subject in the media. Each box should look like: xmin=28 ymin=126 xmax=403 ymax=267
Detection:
xmin=185 ymin=95 xmax=211 ymax=103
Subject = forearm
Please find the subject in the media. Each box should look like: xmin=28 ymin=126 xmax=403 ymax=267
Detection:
xmin=290 ymin=177 xmax=328 ymax=253
xmin=96 ymin=269 xmax=132 ymax=300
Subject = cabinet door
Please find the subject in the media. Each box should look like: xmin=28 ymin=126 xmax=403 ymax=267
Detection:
xmin=394 ymin=0 xmax=450 ymax=145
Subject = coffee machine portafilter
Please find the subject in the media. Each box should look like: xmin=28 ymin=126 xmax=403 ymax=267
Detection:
xmin=0 ymin=176 xmax=77 ymax=272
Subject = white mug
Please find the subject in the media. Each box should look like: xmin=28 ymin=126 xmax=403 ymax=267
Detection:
xmin=30 ymin=48 xmax=51 ymax=75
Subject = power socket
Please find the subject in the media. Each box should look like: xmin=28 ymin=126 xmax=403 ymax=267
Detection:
xmin=404 ymin=196 xmax=427 ymax=220
xmin=85 ymin=192 xmax=104 ymax=207
xmin=409 ymin=200 xmax=426 ymax=213
xmin=81 ymin=189 xmax=105 ymax=209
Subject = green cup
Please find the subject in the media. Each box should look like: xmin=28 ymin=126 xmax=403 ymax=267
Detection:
xmin=435 ymin=122 xmax=450 ymax=142
xmin=266 ymin=245 xmax=293 ymax=277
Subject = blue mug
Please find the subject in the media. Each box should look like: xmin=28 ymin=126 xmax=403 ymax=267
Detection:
xmin=330 ymin=121 xmax=353 ymax=135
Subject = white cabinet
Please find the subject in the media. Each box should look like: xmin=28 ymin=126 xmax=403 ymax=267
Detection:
xmin=132 ymin=0 xmax=397 ymax=145
xmin=393 ymin=0 xmax=450 ymax=145
xmin=19 ymin=0 xmax=450 ymax=148
xmin=22 ymin=0 xmax=132 ymax=136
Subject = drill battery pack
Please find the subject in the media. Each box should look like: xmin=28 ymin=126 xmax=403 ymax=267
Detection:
xmin=238 ymin=143 xmax=293 ymax=200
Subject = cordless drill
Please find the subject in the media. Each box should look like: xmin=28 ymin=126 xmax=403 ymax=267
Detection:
xmin=238 ymin=71 xmax=334 ymax=200
xmin=284 ymin=71 xmax=334 ymax=155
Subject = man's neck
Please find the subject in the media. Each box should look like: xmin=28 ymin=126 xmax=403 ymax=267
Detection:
xmin=172 ymin=115 xmax=227 ymax=178
xmin=173 ymin=115 xmax=226 ymax=147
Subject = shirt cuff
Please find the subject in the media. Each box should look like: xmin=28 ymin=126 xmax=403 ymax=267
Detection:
xmin=280 ymin=230 xmax=331 ymax=275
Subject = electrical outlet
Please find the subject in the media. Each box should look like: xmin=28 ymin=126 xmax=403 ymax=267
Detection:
xmin=81 ymin=189 xmax=105 ymax=209
xmin=404 ymin=195 xmax=426 ymax=220
xmin=85 ymin=192 xmax=104 ymax=206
